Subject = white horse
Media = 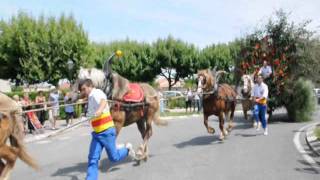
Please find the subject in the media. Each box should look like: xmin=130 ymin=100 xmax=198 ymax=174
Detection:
xmin=240 ymin=74 xmax=255 ymax=122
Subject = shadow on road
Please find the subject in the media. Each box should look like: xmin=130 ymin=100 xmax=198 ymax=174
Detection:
xmin=51 ymin=157 xmax=140 ymax=179
xmin=174 ymin=135 xmax=222 ymax=148
xmin=295 ymin=159 xmax=320 ymax=175
xmin=51 ymin=162 xmax=86 ymax=180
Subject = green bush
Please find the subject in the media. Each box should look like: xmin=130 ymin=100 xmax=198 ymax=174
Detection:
xmin=167 ymin=97 xmax=185 ymax=109
xmin=315 ymin=127 xmax=320 ymax=140
xmin=284 ymin=79 xmax=316 ymax=122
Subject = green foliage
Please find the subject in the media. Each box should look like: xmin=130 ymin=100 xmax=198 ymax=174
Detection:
xmin=283 ymin=79 xmax=316 ymax=122
xmin=167 ymin=97 xmax=185 ymax=109
xmin=153 ymin=36 xmax=199 ymax=90
xmin=92 ymin=40 xmax=159 ymax=82
xmin=198 ymin=43 xmax=238 ymax=84
xmin=0 ymin=12 xmax=90 ymax=84
xmin=236 ymin=10 xmax=318 ymax=121
xmin=315 ymin=127 xmax=320 ymax=140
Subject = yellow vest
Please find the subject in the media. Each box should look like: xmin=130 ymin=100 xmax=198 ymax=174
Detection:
xmin=257 ymin=97 xmax=267 ymax=105
xmin=91 ymin=112 xmax=114 ymax=133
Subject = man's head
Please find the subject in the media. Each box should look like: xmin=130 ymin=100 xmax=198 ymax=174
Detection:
xmin=263 ymin=60 xmax=268 ymax=67
xmin=38 ymin=90 xmax=44 ymax=96
xmin=257 ymin=75 xmax=263 ymax=85
xmin=79 ymin=79 xmax=94 ymax=97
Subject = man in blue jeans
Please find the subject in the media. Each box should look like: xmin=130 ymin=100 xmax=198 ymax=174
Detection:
xmin=252 ymin=75 xmax=269 ymax=135
xmin=79 ymin=79 xmax=136 ymax=180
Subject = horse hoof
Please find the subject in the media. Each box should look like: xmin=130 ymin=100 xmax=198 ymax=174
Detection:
xmin=223 ymin=130 xmax=229 ymax=136
xmin=208 ymin=127 xmax=215 ymax=134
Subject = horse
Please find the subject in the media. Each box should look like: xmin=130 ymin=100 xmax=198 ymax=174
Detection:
xmin=75 ymin=67 xmax=168 ymax=161
xmin=240 ymin=74 xmax=255 ymax=122
xmin=0 ymin=93 xmax=38 ymax=179
xmin=197 ymin=69 xmax=237 ymax=140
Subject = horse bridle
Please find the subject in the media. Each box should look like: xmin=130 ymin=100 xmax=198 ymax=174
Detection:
xmin=241 ymin=76 xmax=252 ymax=98
xmin=103 ymin=73 xmax=113 ymax=100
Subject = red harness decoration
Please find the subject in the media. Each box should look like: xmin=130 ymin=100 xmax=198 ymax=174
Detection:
xmin=123 ymin=83 xmax=144 ymax=103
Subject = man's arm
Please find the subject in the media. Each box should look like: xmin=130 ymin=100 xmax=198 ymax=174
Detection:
xmin=95 ymin=99 xmax=107 ymax=117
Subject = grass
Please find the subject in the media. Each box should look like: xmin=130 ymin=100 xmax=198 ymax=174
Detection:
xmin=315 ymin=126 xmax=320 ymax=140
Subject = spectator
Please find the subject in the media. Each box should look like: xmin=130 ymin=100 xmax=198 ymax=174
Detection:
xmin=194 ymin=91 xmax=201 ymax=113
xmin=21 ymin=93 xmax=35 ymax=133
xmin=49 ymin=86 xmax=60 ymax=130
xmin=35 ymin=91 xmax=46 ymax=125
xmin=158 ymin=91 xmax=165 ymax=114
xmin=185 ymin=88 xmax=193 ymax=113
xmin=258 ymin=60 xmax=272 ymax=79
xmin=64 ymin=92 xmax=75 ymax=127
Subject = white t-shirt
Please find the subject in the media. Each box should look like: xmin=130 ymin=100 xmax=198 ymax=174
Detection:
xmin=87 ymin=88 xmax=110 ymax=117
xmin=252 ymin=82 xmax=268 ymax=99
xmin=259 ymin=66 xmax=272 ymax=78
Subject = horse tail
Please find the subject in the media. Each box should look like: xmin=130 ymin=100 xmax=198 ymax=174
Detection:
xmin=9 ymin=135 xmax=39 ymax=170
xmin=152 ymin=95 xmax=168 ymax=126
xmin=9 ymin=110 xmax=38 ymax=170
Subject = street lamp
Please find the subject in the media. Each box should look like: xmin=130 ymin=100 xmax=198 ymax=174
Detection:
xmin=67 ymin=59 xmax=74 ymax=83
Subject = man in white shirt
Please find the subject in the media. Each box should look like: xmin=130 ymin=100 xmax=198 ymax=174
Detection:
xmin=79 ymin=79 xmax=136 ymax=180
xmin=258 ymin=60 xmax=272 ymax=79
xmin=252 ymin=75 xmax=269 ymax=135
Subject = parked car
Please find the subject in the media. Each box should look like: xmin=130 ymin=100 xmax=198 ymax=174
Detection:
xmin=162 ymin=91 xmax=184 ymax=99
xmin=313 ymin=88 xmax=320 ymax=104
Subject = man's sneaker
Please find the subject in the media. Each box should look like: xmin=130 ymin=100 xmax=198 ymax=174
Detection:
xmin=263 ymin=128 xmax=268 ymax=136
xmin=256 ymin=122 xmax=261 ymax=131
xmin=253 ymin=121 xmax=257 ymax=128
xmin=125 ymin=143 xmax=137 ymax=160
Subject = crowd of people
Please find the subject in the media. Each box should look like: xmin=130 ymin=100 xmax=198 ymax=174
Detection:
xmin=12 ymin=86 xmax=77 ymax=134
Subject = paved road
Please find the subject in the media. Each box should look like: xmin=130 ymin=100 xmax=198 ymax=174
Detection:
xmin=12 ymin=109 xmax=320 ymax=180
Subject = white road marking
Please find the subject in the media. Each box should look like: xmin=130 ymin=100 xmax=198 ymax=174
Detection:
xmin=293 ymin=123 xmax=320 ymax=172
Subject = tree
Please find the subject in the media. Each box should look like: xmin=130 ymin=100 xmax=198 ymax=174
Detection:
xmin=0 ymin=12 xmax=90 ymax=84
xmin=236 ymin=10 xmax=317 ymax=121
xmin=92 ymin=39 xmax=159 ymax=82
xmin=198 ymin=43 xmax=238 ymax=84
xmin=153 ymin=36 xmax=198 ymax=90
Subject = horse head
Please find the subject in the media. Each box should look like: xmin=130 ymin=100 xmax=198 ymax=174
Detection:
xmin=197 ymin=68 xmax=227 ymax=93
xmin=240 ymin=74 xmax=254 ymax=98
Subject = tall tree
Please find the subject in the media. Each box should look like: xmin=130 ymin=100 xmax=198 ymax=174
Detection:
xmin=92 ymin=39 xmax=159 ymax=82
xmin=0 ymin=12 xmax=90 ymax=84
xmin=153 ymin=36 xmax=198 ymax=90
xmin=236 ymin=10 xmax=317 ymax=121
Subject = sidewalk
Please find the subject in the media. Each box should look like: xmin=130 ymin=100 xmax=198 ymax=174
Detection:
xmin=24 ymin=117 xmax=89 ymax=143
xmin=305 ymin=123 xmax=320 ymax=156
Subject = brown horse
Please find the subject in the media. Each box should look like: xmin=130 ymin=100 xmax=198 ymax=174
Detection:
xmin=0 ymin=93 xmax=38 ymax=179
xmin=76 ymin=67 xmax=168 ymax=161
xmin=197 ymin=69 xmax=237 ymax=140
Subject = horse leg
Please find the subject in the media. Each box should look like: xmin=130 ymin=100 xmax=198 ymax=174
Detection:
xmin=0 ymin=145 xmax=18 ymax=180
xmin=225 ymin=111 xmax=232 ymax=133
xmin=204 ymin=114 xmax=215 ymax=134
xmin=136 ymin=119 xmax=146 ymax=140
xmin=227 ymin=102 xmax=236 ymax=132
xmin=243 ymin=108 xmax=248 ymax=121
xmin=219 ymin=112 xmax=226 ymax=140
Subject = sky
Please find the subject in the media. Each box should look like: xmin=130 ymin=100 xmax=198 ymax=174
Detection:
xmin=0 ymin=0 xmax=320 ymax=48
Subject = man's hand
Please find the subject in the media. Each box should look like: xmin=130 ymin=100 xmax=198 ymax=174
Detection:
xmin=94 ymin=110 xmax=103 ymax=117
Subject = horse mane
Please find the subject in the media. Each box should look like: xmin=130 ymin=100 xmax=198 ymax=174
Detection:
xmin=78 ymin=67 xmax=105 ymax=89
xmin=78 ymin=67 xmax=130 ymax=100
xmin=111 ymin=73 xmax=130 ymax=100
xmin=198 ymin=69 xmax=214 ymax=91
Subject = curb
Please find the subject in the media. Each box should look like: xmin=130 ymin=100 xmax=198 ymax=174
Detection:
xmin=24 ymin=117 xmax=89 ymax=143
xmin=305 ymin=123 xmax=320 ymax=156
xmin=160 ymin=110 xmax=243 ymax=120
